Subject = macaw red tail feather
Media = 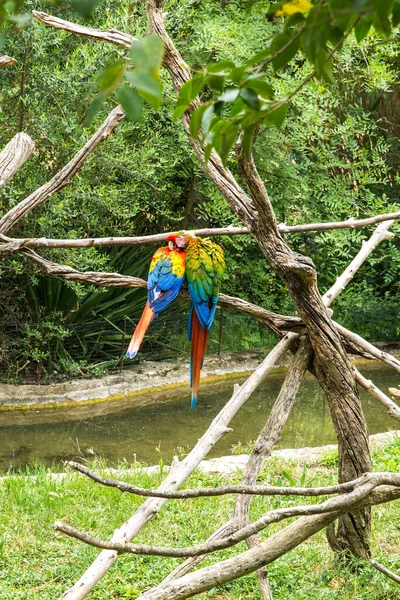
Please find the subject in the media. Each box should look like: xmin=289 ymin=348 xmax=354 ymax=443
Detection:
xmin=190 ymin=309 xmax=209 ymax=408
xmin=126 ymin=302 xmax=155 ymax=359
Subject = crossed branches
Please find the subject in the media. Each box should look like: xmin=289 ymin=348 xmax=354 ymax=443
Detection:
xmin=0 ymin=7 xmax=399 ymax=600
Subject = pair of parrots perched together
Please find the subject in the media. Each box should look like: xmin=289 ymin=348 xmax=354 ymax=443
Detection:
xmin=126 ymin=232 xmax=225 ymax=408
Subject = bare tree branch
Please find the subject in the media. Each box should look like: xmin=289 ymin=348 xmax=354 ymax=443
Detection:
xmin=3 ymin=212 xmax=400 ymax=254
xmin=58 ymin=334 xmax=296 ymax=600
xmin=280 ymin=211 xmax=400 ymax=233
xmin=173 ymin=222 xmax=398 ymax=585
xmin=369 ymin=559 xmax=400 ymax=584
xmin=354 ymin=368 xmax=400 ymax=421
xmin=20 ymin=248 xmax=146 ymax=288
xmin=0 ymin=55 xmax=16 ymax=68
xmin=334 ymin=322 xmax=400 ymax=373
xmin=322 ymin=221 xmax=395 ymax=306
xmin=32 ymin=11 xmax=134 ymax=48
xmin=0 ymin=132 xmax=35 ymax=189
xmin=0 ymin=106 xmax=125 ymax=235
xmin=67 ymin=460 xmax=371 ymax=499
xmin=53 ymin=474 xmax=400 ymax=600
xmin=136 ymin=483 xmax=400 ymax=600
xmin=54 ymin=473 xmax=400 ymax=560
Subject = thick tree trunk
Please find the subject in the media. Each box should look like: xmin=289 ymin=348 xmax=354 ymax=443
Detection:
xmin=238 ymin=155 xmax=372 ymax=557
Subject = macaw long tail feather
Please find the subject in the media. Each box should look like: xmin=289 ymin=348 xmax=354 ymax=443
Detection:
xmin=126 ymin=302 xmax=155 ymax=359
xmin=190 ymin=309 xmax=209 ymax=408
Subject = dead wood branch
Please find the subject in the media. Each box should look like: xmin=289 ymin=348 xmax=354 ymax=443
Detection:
xmin=354 ymin=368 xmax=400 ymax=421
xmin=32 ymin=11 xmax=134 ymax=48
xmin=54 ymin=475 xmax=400 ymax=600
xmin=0 ymin=132 xmax=35 ymax=189
xmin=2 ymin=212 xmax=400 ymax=253
xmin=58 ymin=334 xmax=295 ymax=600
xmin=233 ymin=337 xmax=313 ymax=594
xmin=20 ymin=248 xmax=396 ymax=372
xmin=280 ymin=211 xmax=400 ymax=233
xmin=334 ymin=322 xmax=400 ymax=373
xmin=369 ymin=559 xmax=400 ymax=584
xmin=67 ymin=459 xmax=370 ymax=499
xmin=21 ymin=248 xmax=146 ymax=288
xmin=322 ymin=221 xmax=395 ymax=306
xmin=0 ymin=106 xmax=125 ymax=235
xmin=54 ymin=473 xmax=400 ymax=559
xmin=53 ymin=473 xmax=400 ymax=560
xmin=0 ymin=55 xmax=16 ymax=68
xmin=135 ymin=482 xmax=400 ymax=600
xmin=149 ymin=0 xmax=372 ymax=557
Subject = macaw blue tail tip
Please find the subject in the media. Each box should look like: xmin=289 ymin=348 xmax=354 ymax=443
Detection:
xmin=191 ymin=396 xmax=197 ymax=409
xmin=126 ymin=350 xmax=137 ymax=359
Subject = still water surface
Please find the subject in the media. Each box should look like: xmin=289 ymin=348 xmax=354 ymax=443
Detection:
xmin=1 ymin=362 xmax=399 ymax=473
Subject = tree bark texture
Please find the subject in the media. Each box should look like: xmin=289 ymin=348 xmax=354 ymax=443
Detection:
xmin=0 ymin=132 xmax=35 ymax=189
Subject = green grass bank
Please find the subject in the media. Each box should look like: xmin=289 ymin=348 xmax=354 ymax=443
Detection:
xmin=1 ymin=439 xmax=400 ymax=599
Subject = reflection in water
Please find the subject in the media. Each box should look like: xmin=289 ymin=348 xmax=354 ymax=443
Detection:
xmin=0 ymin=362 xmax=399 ymax=473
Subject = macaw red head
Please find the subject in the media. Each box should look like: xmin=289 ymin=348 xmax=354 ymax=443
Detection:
xmin=167 ymin=231 xmax=194 ymax=250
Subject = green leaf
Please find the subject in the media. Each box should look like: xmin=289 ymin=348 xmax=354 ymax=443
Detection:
xmin=129 ymin=35 xmax=164 ymax=73
xmin=125 ymin=71 xmax=162 ymax=109
xmin=329 ymin=0 xmax=355 ymax=32
xmin=284 ymin=12 xmax=306 ymax=29
xmin=174 ymin=75 xmax=206 ymax=119
xmin=262 ymin=102 xmax=287 ymax=128
xmin=241 ymin=124 xmax=257 ymax=157
xmin=315 ymin=52 xmax=335 ymax=83
xmin=373 ymin=10 xmax=392 ymax=38
xmin=301 ymin=8 xmax=332 ymax=62
xmin=269 ymin=1 xmax=286 ymax=13
xmin=229 ymin=66 xmax=246 ymax=84
xmin=207 ymin=75 xmax=225 ymax=92
xmin=0 ymin=34 xmax=4 ymax=52
xmin=245 ymin=47 xmax=271 ymax=67
xmin=207 ymin=60 xmax=235 ymax=73
xmin=116 ymin=86 xmax=143 ymax=121
xmin=270 ymin=32 xmax=301 ymax=71
xmin=240 ymin=87 xmax=261 ymax=110
xmin=230 ymin=98 xmax=246 ymax=117
xmin=97 ymin=62 xmax=125 ymax=93
xmin=245 ymin=79 xmax=274 ymax=99
xmin=218 ymin=88 xmax=240 ymax=103
xmin=201 ymin=104 xmax=215 ymax=136
xmin=85 ymin=91 xmax=107 ymax=125
xmin=354 ymin=17 xmax=372 ymax=41
xmin=219 ymin=124 xmax=238 ymax=165
xmin=393 ymin=0 xmax=400 ymax=25
xmin=190 ymin=104 xmax=208 ymax=138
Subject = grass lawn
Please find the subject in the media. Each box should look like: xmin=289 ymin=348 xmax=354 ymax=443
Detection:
xmin=1 ymin=438 xmax=400 ymax=599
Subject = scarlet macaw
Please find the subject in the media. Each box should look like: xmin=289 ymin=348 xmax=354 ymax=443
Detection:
xmin=186 ymin=237 xmax=225 ymax=408
xmin=126 ymin=232 xmax=190 ymax=359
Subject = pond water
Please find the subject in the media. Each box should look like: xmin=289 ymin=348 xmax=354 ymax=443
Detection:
xmin=0 ymin=362 xmax=399 ymax=473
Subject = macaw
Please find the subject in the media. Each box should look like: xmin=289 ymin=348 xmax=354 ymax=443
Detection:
xmin=186 ymin=237 xmax=225 ymax=408
xmin=126 ymin=232 xmax=190 ymax=359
